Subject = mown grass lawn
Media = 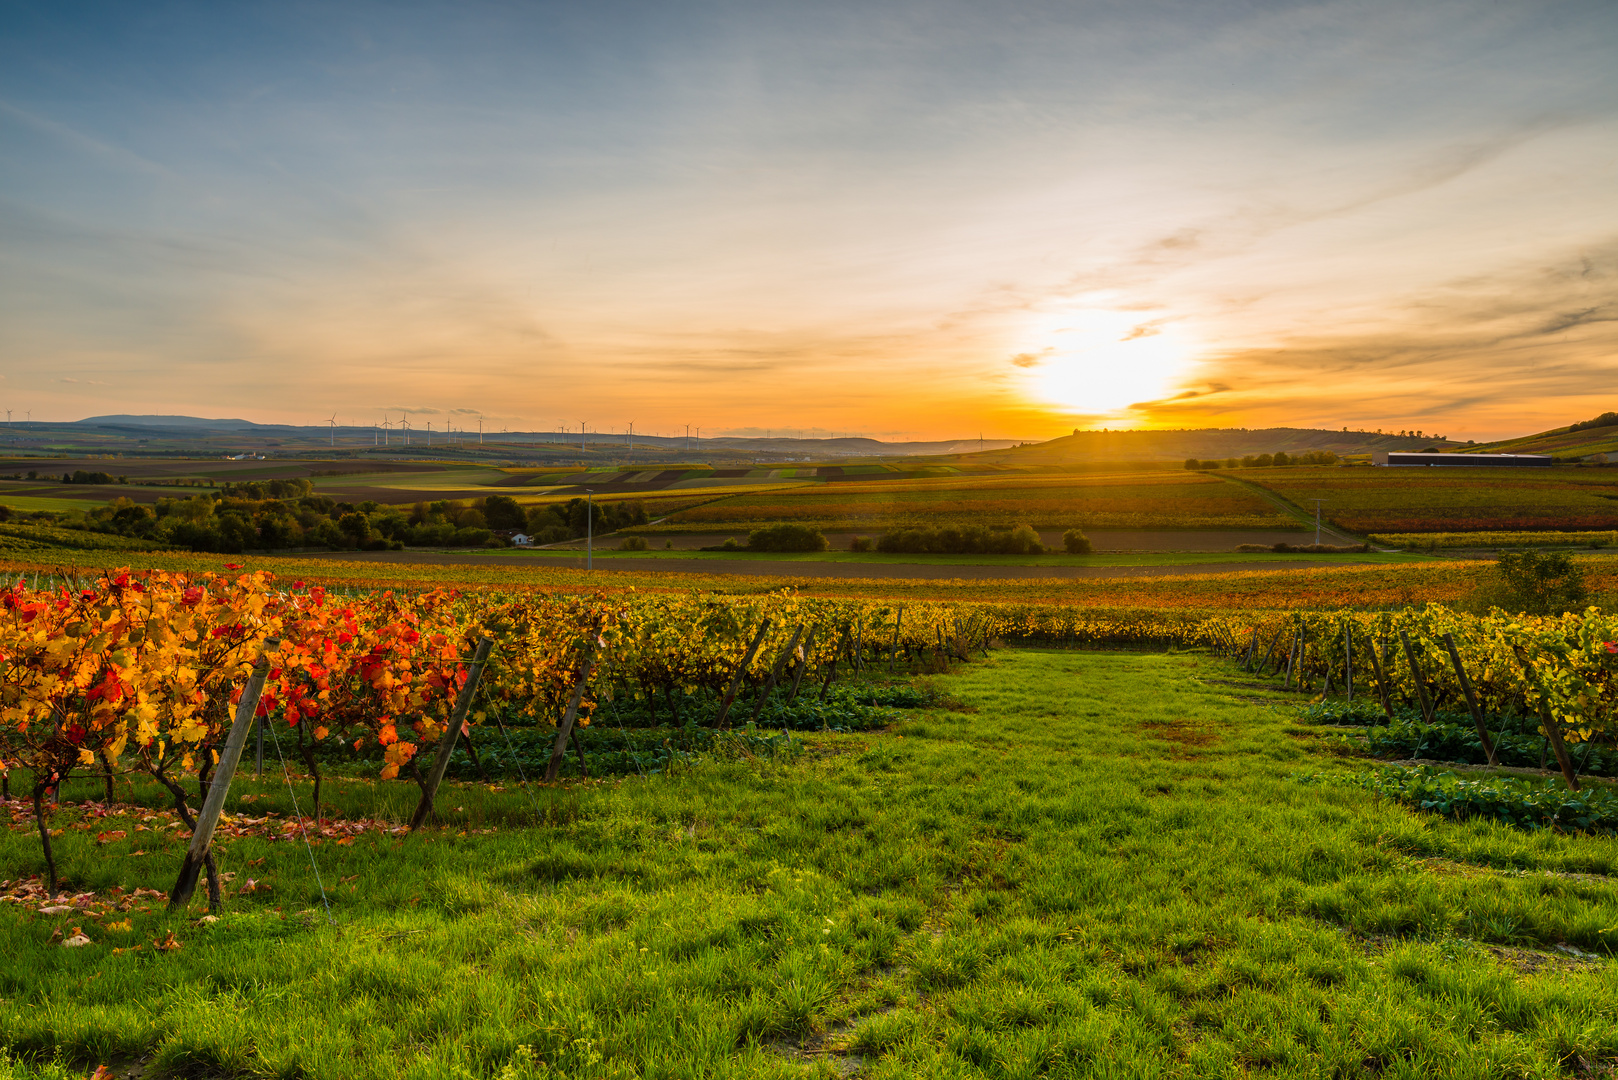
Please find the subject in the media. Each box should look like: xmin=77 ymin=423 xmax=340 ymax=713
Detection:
xmin=4 ymin=650 xmax=1618 ymax=1079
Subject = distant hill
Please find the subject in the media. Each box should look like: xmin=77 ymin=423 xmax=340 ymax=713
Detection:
xmin=966 ymin=427 xmax=1449 ymax=465
xmin=78 ymin=415 xmax=266 ymax=430
xmin=0 ymin=415 xmax=1017 ymax=464
xmin=1457 ymin=412 xmax=1618 ymax=461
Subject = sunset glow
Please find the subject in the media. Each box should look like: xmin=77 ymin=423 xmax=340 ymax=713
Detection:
xmin=2 ymin=1 xmax=1616 ymax=442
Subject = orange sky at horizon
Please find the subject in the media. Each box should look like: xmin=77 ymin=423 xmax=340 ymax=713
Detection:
xmin=3 ymin=2 xmax=1616 ymax=444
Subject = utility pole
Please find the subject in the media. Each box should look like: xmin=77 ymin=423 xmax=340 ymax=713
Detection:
xmin=1312 ymin=499 xmax=1326 ymax=546
xmin=628 ymin=421 xmax=633 ymax=456
xmin=585 ymin=489 xmax=594 ymax=571
xmin=580 ymin=421 xmax=586 ymax=454
xmin=478 ymin=418 xmax=483 ymax=446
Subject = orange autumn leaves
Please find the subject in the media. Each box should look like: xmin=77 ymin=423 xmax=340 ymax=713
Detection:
xmin=0 ymin=570 xmax=504 ymax=787
xmin=0 ymin=568 xmax=282 ymax=788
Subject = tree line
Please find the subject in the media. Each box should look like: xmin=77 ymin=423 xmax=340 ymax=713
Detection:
xmin=1184 ymin=451 xmax=1341 ymax=470
xmin=49 ymin=488 xmax=648 ymax=554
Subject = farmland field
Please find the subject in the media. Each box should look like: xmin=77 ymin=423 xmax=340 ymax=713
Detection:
xmin=7 ymin=547 xmax=1615 ymax=612
xmin=652 ymin=472 xmax=1298 ymax=533
xmin=1246 ymin=466 xmax=1618 ymax=534
xmin=7 ymin=649 xmax=1618 ymax=1078
xmin=1369 ymin=529 xmax=1618 ymax=550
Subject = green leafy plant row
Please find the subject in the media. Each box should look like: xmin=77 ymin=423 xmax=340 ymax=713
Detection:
xmin=1301 ymin=766 xmax=1618 ymax=833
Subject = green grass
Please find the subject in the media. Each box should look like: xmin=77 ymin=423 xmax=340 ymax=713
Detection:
xmin=0 ymin=495 xmax=107 ymax=514
xmin=6 ymin=651 xmax=1618 ymax=1078
xmin=312 ymin=468 xmax=508 ymax=493
xmin=489 ymin=547 xmax=1431 ymax=567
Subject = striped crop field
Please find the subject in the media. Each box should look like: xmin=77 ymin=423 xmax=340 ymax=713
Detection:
xmin=1247 ymin=466 xmax=1618 ymax=534
xmin=15 ymin=547 xmax=1603 ymax=613
xmin=655 ymin=472 xmax=1298 ymax=532
xmin=1370 ymin=529 xmax=1618 ymax=549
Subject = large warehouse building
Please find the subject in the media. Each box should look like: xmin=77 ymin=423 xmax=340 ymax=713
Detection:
xmin=1372 ymin=451 xmax=1554 ymax=467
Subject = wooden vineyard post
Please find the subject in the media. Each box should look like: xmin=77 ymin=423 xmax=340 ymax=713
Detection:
xmin=751 ymin=625 xmax=805 ymax=724
xmin=1365 ymin=638 xmax=1395 ymax=720
xmin=788 ymin=625 xmax=818 ymax=701
xmin=889 ymin=607 xmax=904 ymax=671
xmin=1344 ymin=624 xmax=1353 ymax=703
xmin=544 ymin=643 xmax=600 ymax=783
xmin=408 ymin=636 xmax=495 ymax=831
xmin=853 ymin=617 xmax=864 ymax=673
xmin=1442 ymin=632 xmax=1496 ymax=767
xmin=714 ymin=620 xmax=771 ymax=728
xmin=1398 ymin=631 xmax=1436 ymax=724
xmin=1257 ymin=626 xmax=1285 ymax=675
xmin=1512 ymin=645 xmax=1580 ymax=791
xmin=818 ymin=626 xmax=848 ymax=702
xmin=169 ymin=640 xmax=279 ymax=912
xmin=1243 ymin=628 xmax=1258 ymax=671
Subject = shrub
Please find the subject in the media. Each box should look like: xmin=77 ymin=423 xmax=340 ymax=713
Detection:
xmin=747 ymin=524 xmax=829 ymax=552
xmin=1063 ymin=529 xmax=1093 ymax=554
xmin=877 ymin=524 xmax=1042 ymax=555
xmin=1474 ymin=549 xmax=1590 ymax=615
xmin=619 ymin=536 xmax=648 ymax=551
xmin=850 ymin=536 xmax=874 ymax=552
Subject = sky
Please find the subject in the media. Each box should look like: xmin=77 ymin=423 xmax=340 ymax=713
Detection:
xmin=1 ymin=0 xmax=1615 ymax=443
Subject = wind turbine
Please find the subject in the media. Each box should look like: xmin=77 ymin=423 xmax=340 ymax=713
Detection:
xmin=627 ymin=421 xmax=634 ymax=455
xmin=328 ymin=413 xmax=337 ymax=447
xmin=426 ymin=420 xmax=432 ymax=447
xmin=580 ymin=421 xmax=586 ymax=454
xmin=478 ymin=418 xmax=483 ymax=446
xmin=401 ymin=415 xmax=411 ymax=446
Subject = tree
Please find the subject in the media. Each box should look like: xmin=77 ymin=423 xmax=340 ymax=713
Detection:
xmin=483 ymin=495 xmax=525 ymax=530
xmin=338 ymin=512 xmax=373 ymax=546
xmin=1491 ymin=551 xmax=1589 ymax=615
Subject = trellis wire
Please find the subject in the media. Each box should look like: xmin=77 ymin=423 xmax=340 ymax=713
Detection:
xmin=264 ymin=714 xmax=335 ymax=925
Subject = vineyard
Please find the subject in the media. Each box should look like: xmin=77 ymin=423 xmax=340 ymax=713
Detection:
xmin=1370 ymin=529 xmax=1618 ymax=550
xmin=1247 ymin=467 xmax=1618 ymax=534
xmin=8 ymin=562 xmax=1618 ymax=1077
xmin=9 ymin=564 xmax=1618 ymax=891
xmin=1 ymin=566 xmax=1046 ymax=896
xmin=651 ymin=472 xmax=1297 ymax=533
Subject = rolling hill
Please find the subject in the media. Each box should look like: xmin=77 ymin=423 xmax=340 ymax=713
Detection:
xmin=964 ymin=427 xmax=1448 ymax=466
xmin=1452 ymin=411 xmax=1618 ymax=461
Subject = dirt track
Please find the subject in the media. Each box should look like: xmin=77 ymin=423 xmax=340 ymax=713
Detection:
xmin=295 ymin=549 xmax=1372 ymax=580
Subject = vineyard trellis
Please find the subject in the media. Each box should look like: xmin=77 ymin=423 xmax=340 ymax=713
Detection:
xmin=6 ymin=566 xmax=1618 ymax=899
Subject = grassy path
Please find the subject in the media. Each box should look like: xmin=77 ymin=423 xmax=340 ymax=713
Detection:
xmin=4 ymin=651 xmax=1618 ymax=1078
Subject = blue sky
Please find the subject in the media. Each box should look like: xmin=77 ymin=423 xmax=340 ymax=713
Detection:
xmin=2 ymin=0 xmax=1616 ymax=440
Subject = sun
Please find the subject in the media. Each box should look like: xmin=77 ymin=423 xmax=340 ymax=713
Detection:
xmin=1019 ymin=307 xmax=1196 ymax=416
